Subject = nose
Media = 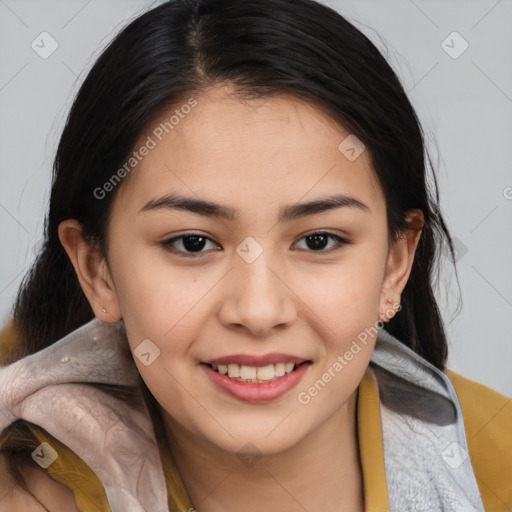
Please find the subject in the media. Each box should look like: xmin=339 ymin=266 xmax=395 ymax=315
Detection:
xmin=216 ymin=244 xmax=297 ymax=337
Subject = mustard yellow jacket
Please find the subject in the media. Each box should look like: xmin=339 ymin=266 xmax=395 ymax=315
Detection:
xmin=0 ymin=323 xmax=511 ymax=511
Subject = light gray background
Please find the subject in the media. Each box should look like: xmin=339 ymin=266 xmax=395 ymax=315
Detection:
xmin=0 ymin=0 xmax=511 ymax=396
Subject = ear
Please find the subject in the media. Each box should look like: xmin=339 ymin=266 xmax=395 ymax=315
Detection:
xmin=378 ymin=209 xmax=424 ymax=322
xmin=58 ymin=219 xmax=122 ymax=322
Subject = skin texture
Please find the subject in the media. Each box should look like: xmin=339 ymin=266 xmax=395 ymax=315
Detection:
xmin=59 ymin=85 xmax=423 ymax=511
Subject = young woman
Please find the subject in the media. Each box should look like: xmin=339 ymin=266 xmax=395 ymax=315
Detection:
xmin=0 ymin=0 xmax=510 ymax=511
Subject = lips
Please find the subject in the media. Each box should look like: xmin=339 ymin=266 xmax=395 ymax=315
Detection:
xmin=201 ymin=355 xmax=312 ymax=402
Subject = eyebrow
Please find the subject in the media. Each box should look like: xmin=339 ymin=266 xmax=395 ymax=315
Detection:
xmin=138 ymin=193 xmax=370 ymax=222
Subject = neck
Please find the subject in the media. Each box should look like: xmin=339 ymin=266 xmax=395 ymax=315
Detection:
xmin=162 ymin=389 xmax=364 ymax=512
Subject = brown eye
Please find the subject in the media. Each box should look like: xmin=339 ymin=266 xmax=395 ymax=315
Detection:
xmin=294 ymin=232 xmax=351 ymax=253
xmin=160 ymin=234 xmax=219 ymax=256
xmin=305 ymin=233 xmax=330 ymax=251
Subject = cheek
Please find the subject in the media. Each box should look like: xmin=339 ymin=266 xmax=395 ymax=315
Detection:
xmin=296 ymin=245 xmax=387 ymax=387
xmin=107 ymin=249 xmax=210 ymax=402
xmin=110 ymin=240 xmax=212 ymax=334
xmin=298 ymin=250 xmax=386 ymax=331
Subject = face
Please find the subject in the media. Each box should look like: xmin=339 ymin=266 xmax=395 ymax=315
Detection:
xmin=61 ymin=84 xmax=420 ymax=457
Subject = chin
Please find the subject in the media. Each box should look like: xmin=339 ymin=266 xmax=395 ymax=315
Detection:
xmin=200 ymin=422 xmax=308 ymax=458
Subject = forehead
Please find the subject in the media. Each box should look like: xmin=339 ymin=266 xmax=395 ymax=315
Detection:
xmin=112 ymin=85 xmax=385 ymax=220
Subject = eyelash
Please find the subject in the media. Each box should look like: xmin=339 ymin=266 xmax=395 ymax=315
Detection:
xmin=159 ymin=231 xmax=352 ymax=257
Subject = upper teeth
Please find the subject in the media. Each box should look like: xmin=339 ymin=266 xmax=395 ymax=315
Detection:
xmin=211 ymin=362 xmax=296 ymax=382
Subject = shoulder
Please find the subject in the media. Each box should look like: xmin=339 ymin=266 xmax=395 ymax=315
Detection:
xmin=0 ymin=452 xmax=79 ymax=512
xmin=445 ymin=369 xmax=511 ymax=435
xmin=445 ymin=369 xmax=512 ymax=511
xmin=0 ymin=320 xmax=18 ymax=366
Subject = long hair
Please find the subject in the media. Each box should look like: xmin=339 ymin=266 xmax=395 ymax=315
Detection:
xmin=2 ymin=0 xmax=460 ymax=498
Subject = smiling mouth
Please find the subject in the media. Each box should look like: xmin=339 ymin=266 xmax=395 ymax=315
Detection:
xmin=204 ymin=361 xmax=309 ymax=383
